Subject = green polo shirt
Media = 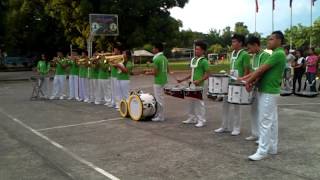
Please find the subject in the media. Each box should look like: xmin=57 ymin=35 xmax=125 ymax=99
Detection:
xmin=68 ymin=60 xmax=79 ymax=76
xmin=117 ymin=61 xmax=133 ymax=80
xmin=251 ymin=51 xmax=270 ymax=71
xmin=258 ymin=47 xmax=286 ymax=94
xmin=230 ymin=50 xmax=251 ymax=77
xmin=153 ymin=53 xmax=168 ymax=85
xmin=79 ymin=66 xmax=88 ymax=78
xmin=111 ymin=66 xmax=118 ymax=78
xmin=55 ymin=58 xmax=67 ymax=75
xmin=37 ymin=60 xmax=50 ymax=75
xmin=98 ymin=63 xmax=110 ymax=79
xmin=192 ymin=57 xmax=209 ymax=86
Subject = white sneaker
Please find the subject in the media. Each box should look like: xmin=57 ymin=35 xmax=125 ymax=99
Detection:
xmin=76 ymin=98 xmax=81 ymax=101
xmin=67 ymin=97 xmax=74 ymax=100
xmin=49 ymin=96 xmax=56 ymax=100
xmin=152 ymin=117 xmax=164 ymax=122
xmin=195 ymin=121 xmax=205 ymax=128
xmin=94 ymin=101 xmax=101 ymax=105
xmin=214 ymin=128 xmax=227 ymax=133
xmin=248 ymin=152 xmax=268 ymax=161
xmin=182 ymin=118 xmax=197 ymax=124
xmin=104 ymin=103 xmax=110 ymax=106
xmin=59 ymin=96 xmax=64 ymax=100
xmin=245 ymin=136 xmax=258 ymax=141
xmin=107 ymin=104 xmax=113 ymax=108
xmin=231 ymin=130 xmax=240 ymax=136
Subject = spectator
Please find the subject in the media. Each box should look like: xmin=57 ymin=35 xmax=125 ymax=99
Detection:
xmin=304 ymin=47 xmax=318 ymax=92
xmin=292 ymin=49 xmax=305 ymax=93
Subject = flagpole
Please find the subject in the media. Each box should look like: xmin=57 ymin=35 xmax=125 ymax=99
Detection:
xmin=290 ymin=4 xmax=293 ymax=50
xmin=272 ymin=2 xmax=274 ymax=32
xmin=255 ymin=11 xmax=257 ymax=34
xmin=310 ymin=0 xmax=313 ymax=48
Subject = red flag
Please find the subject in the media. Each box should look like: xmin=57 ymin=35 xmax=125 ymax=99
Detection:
xmin=256 ymin=0 xmax=259 ymax=13
xmin=273 ymin=0 xmax=276 ymax=10
xmin=290 ymin=0 xmax=293 ymax=7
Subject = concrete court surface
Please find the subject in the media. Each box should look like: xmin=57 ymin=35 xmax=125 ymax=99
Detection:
xmin=0 ymin=71 xmax=320 ymax=180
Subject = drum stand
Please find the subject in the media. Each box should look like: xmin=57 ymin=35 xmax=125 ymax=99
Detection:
xmin=295 ymin=80 xmax=318 ymax=97
xmin=30 ymin=76 xmax=45 ymax=100
xmin=280 ymin=75 xmax=293 ymax=96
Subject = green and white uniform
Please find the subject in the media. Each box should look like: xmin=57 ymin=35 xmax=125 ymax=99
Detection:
xmin=37 ymin=60 xmax=50 ymax=97
xmin=97 ymin=62 xmax=111 ymax=105
xmin=67 ymin=59 xmax=79 ymax=100
xmin=51 ymin=58 xmax=67 ymax=99
xmin=152 ymin=52 xmax=168 ymax=121
xmin=117 ymin=61 xmax=133 ymax=101
xmin=188 ymin=56 xmax=209 ymax=125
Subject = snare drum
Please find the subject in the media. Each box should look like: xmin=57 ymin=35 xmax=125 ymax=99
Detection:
xmin=128 ymin=93 xmax=157 ymax=121
xmin=170 ymin=87 xmax=185 ymax=99
xmin=184 ymin=87 xmax=203 ymax=100
xmin=208 ymin=74 xmax=229 ymax=95
xmin=227 ymin=82 xmax=253 ymax=105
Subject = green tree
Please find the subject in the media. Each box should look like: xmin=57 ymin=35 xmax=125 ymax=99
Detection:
xmin=234 ymin=22 xmax=249 ymax=36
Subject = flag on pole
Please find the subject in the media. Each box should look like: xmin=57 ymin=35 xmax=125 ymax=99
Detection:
xmin=256 ymin=0 xmax=259 ymax=13
xmin=290 ymin=0 xmax=293 ymax=7
xmin=273 ymin=0 xmax=276 ymax=10
xmin=312 ymin=0 xmax=317 ymax=6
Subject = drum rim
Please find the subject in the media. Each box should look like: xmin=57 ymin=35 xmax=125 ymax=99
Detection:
xmin=128 ymin=94 xmax=143 ymax=121
xmin=119 ymin=100 xmax=128 ymax=118
xmin=209 ymin=74 xmax=229 ymax=77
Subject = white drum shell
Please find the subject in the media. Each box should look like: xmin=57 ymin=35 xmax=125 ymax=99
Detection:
xmin=227 ymin=84 xmax=253 ymax=104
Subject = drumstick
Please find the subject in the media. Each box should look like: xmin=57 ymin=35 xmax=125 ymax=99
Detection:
xmin=229 ymin=75 xmax=247 ymax=84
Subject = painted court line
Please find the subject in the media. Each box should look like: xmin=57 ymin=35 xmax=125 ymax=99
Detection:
xmin=0 ymin=108 xmax=120 ymax=180
xmin=278 ymin=102 xmax=320 ymax=106
xmin=37 ymin=117 xmax=123 ymax=131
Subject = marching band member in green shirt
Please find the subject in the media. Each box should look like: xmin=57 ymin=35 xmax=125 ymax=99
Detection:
xmin=245 ymin=36 xmax=270 ymax=142
xmin=145 ymin=43 xmax=169 ymax=122
xmin=96 ymin=55 xmax=112 ymax=106
xmin=110 ymin=46 xmax=122 ymax=109
xmin=78 ymin=51 xmax=89 ymax=102
xmin=214 ymin=34 xmax=251 ymax=135
xmin=67 ymin=51 xmax=80 ymax=101
xmin=36 ymin=54 xmax=50 ymax=98
xmin=115 ymin=50 xmax=133 ymax=102
xmin=177 ymin=41 xmax=209 ymax=128
xmin=50 ymin=51 xmax=68 ymax=100
xmin=240 ymin=31 xmax=286 ymax=161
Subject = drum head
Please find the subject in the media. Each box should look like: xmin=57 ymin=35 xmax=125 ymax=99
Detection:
xmin=128 ymin=95 xmax=143 ymax=121
xmin=210 ymin=73 xmax=228 ymax=77
xmin=119 ymin=100 xmax=129 ymax=118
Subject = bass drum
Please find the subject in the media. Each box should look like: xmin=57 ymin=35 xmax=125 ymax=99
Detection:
xmin=128 ymin=93 xmax=157 ymax=121
xmin=119 ymin=99 xmax=129 ymax=117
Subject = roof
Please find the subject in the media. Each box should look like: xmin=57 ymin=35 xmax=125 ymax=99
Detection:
xmin=133 ymin=50 xmax=154 ymax=57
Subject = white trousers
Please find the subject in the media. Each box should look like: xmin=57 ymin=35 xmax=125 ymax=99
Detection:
xmin=250 ymin=91 xmax=259 ymax=137
xmin=111 ymin=77 xmax=119 ymax=107
xmin=221 ymin=97 xmax=241 ymax=132
xmin=153 ymin=84 xmax=165 ymax=120
xmin=96 ymin=79 xmax=111 ymax=103
xmin=88 ymin=79 xmax=98 ymax=102
xmin=256 ymin=93 xmax=279 ymax=155
xmin=68 ymin=75 xmax=79 ymax=99
xmin=118 ymin=80 xmax=130 ymax=101
xmin=79 ymin=77 xmax=88 ymax=100
xmin=38 ymin=76 xmax=49 ymax=97
xmin=188 ymin=97 xmax=206 ymax=123
xmin=51 ymin=75 xmax=65 ymax=98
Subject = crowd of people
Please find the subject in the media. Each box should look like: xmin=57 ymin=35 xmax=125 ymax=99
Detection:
xmin=35 ymin=30 xmax=319 ymax=161
xmin=284 ymin=46 xmax=319 ymax=93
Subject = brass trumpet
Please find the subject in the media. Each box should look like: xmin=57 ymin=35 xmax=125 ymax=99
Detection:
xmin=104 ymin=55 xmax=125 ymax=65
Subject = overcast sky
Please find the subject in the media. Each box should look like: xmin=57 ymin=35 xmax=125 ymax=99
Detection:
xmin=170 ymin=0 xmax=320 ymax=36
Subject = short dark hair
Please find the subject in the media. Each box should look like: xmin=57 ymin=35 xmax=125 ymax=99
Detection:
xmin=246 ymin=36 xmax=260 ymax=46
xmin=195 ymin=40 xmax=207 ymax=51
xmin=153 ymin=43 xmax=164 ymax=52
xmin=124 ymin=50 xmax=132 ymax=58
xmin=309 ymin=47 xmax=315 ymax=53
xmin=272 ymin=31 xmax=285 ymax=44
xmin=296 ymin=49 xmax=304 ymax=56
xmin=231 ymin=34 xmax=246 ymax=45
